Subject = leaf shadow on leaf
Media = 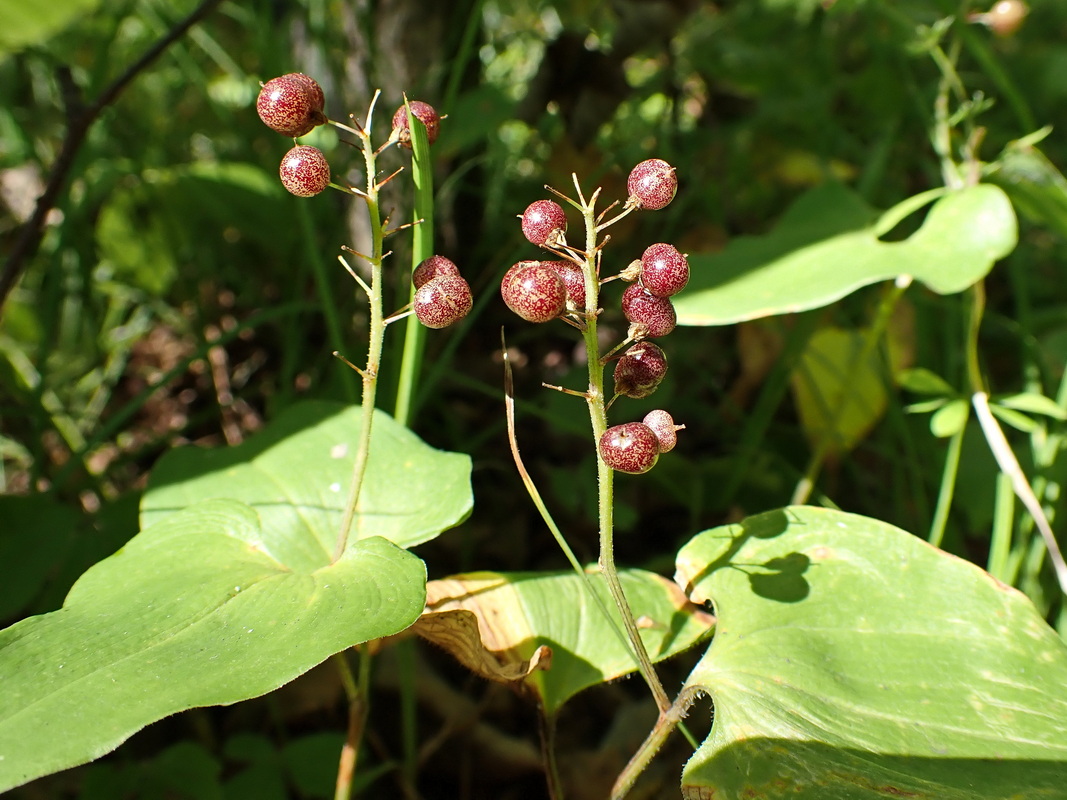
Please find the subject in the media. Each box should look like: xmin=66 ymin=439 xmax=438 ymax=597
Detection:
xmin=682 ymin=736 xmax=1067 ymax=800
xmin=677 ymin=508 xmax=812 ymax=605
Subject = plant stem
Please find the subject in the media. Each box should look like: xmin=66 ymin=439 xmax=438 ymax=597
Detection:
xmin=333 ymin=650 xmax=367 ymax=800
xmin=333 ymin=96 xmax=388 ymax=563
xmin=576 ymin=186 xmax=670 ymax=715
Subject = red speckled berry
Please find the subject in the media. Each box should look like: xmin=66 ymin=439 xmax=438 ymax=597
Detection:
xmin=257 ymin=74 xmax=325 ymax=137
xmin=414 ymin=274 xmax=472 ymax=329
xmin=392 ymin=100 xmax=440 ymax=148
xmin=643 ymin=409 xmax=684 ymax=453
xmin=627 ymin=158 xmax=677 ymax=211
xmin=279 ymin=145 xmax=330 ymax=197
xmin=621 ymin=282 xmax=676 ymax=338
xmin=289 ymin=73 xmax=325 ymax=113
xmin=599 ymin=422 xmax=660 ymax=474
xmin=413 ymin=255 xmax=460 ymax=289
xmin=501 ymin=262 xmax=567 ymax=323
xmin=521 ymin=200 xmax=567 ymax=246
xmin=542 ymin=260 xmax=586 ymax=309
xmin=640 ymin=243 xmax=689 ymax=298
xmin=613 ymin=342 xmax=668 ymax=399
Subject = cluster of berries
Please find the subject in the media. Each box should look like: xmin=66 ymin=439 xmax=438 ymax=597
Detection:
xmin=255 ymin=73 xmax=441 ymax=197
xmin=256 ymin=73 xmax=471 ymax=330
xmin=502 ymin=159 xmax=687 ymax=474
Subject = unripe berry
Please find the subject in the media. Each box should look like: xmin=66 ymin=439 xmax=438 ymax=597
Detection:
xmin=521 ymin=200 xmax=568 ymax=247
xmin=501 ymin=262 xmax=567 ymax=323
xmin=640 ymin=243 xmax=689 ymax=298
xmin=621 ymin=283 xmax=676 ymax=338
xmin=542 ymin=260 xmax=586 ymax=309
xmin=414 ymin=274 xmax=473 ymax=329
xmin=413 ymin=255 xmax=460 ymax=289
xmin=981 ymin=0 xmax=1028 ymax=36
xmin=613 ymin=342 xmax=668 ymax=399
xmin=599 ymin=422 xmax=660 ymax=474
xmin=392 ymin=100 xmax=440 ymax=148
xmin=643 ymin=409 xmax=684 ymax=453
xmin=257 ymin=73 xmax=326 ymax=137
xmin=627 ymin=158 xmax=677 ymax=211
xmin=279 ymin=145 xmax=330 ymax=197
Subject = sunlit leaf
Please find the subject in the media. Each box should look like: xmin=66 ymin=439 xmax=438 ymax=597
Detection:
xmin=676 ymin=183 xmax=1016 ymax=326
xmin=674 ymin=506 xmax=1067 ymax=799
xmin=0 ymin=499 xmax=426 ymax=792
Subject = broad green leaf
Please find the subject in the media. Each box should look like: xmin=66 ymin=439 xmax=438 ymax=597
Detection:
xmin=415 ymin=568 xmax=714 ymax=715
xmin=0 ymin=499 xmax=426 ymax=792
xmin=674 ymin=506 xmax=1067 ymax=800
xmin=141 ymin=400 xmax=472 ymax=556
xmin=676 ymin=183 xmax=1017 ymax=326
xmin=0 ymin=0 xmax=101 ymax=54
xmin=897 ymin=366 xmax=956 ymax=396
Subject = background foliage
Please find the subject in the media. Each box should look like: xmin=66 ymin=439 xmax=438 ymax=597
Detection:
xmin=2 ymin=0 xmax=1067 ymax=797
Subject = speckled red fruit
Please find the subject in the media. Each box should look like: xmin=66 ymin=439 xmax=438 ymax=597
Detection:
xmin=542 ymin=260 xmax=586 ymax=309
xmin=640 ymin=243 xmax=689 ymax=297
xmin=415 ymin=274 xmax=472 ymax=329
xmin=413 ymin=255 xmax=460 ymax=289
xmin=501 ymin=262 xmax=567 ymax=323
xmin=621 ymin=283 xmax=676 ymax=338
xmin=289 ymin=73 xmax=325 ymax=112
xmin=257 ymin=74 xmax=325 ymax=137
xmin=279 ymin=145 xmax=330 ymax=197
xmin=627 ymin=158 xmax=677 ymax=210
xmin=643 ymin=409 xmax=683 ymax=453
xmin=392 ymin=100 xmax=440 ymax=148
xmin=613 ymin=342 xmax=668 ymax=399
xmin=521 ymin=200 xmax=567 ymax=246
xmin=599 ymin=422 xmax=660 ymax=474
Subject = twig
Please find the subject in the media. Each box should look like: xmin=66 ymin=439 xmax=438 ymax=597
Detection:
xmin=0 ymin=0 xmax=225 ymax=315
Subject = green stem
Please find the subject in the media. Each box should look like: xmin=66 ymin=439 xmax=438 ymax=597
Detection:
xmin=928 ymin=420 xmax=965 ymax=548
xmin=576 ymin=187 xmax=670 ymax=715
xmin=333 ymin=96 xmax=388 ymax=563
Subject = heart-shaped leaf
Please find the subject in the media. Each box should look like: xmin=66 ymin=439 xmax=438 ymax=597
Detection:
xmin=141 ymin=400 xmax=472 ymax=559
xmin=674 ymin=506 xmax=1067 ymax=799
xmin=0 ymin=499 xmax=426 ymax=792
xmin=675 ymin=183 xmax=1017 ymax=326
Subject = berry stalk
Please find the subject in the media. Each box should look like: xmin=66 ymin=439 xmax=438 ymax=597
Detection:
xmin=333 ymin=94 xmax=390 ymax=563
xmin=574 ymin=183 xmax=671 ymax=715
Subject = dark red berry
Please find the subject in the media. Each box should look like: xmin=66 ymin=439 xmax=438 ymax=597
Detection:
xmin=613 ymin=342 xmax=668 ymax=399
xmin=643 ymin=409 xmax=684 ymax=453
xmin=627 ymin=158 xmax=677 ymax=211
xmin=279 ymin=145 xmax=330 ymax=197
xmin=501 ymin=262 xmax=567 ymax=323
xmin=289 ymin=73 xmax=325 ymax=113
xmin=542 ymin=260 xmax=586 ymax=309
xmin=621 ymin=283 xmax=676 ymax=338
xmin=521 ymin=200 xmax=567 ymax=246
xmin=414 ymin=274 xmax=472 ymax=329
xmin=257 ymin=74 xmax=326 ymax=137
xmin=640 ymin=243 xmax=689 ymax=298
xmin=392 ymin=100 xmax=440 ymax=148
xmin=413 ymin=255 xmax=460 ymax=289
xmin=599 ymin=422 xmax=660 ymax=474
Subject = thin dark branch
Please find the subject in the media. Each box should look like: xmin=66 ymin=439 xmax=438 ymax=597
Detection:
xmin=0 ymin=0 xmax=224 ymax=315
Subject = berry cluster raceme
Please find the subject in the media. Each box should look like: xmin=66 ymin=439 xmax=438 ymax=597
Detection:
xmin=503 ymin=158 xmax=688 ymax=474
